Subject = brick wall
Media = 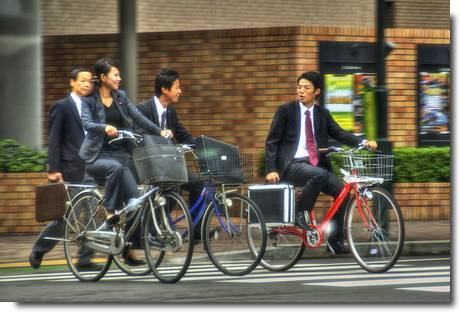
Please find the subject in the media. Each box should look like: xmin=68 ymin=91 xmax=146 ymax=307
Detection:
xmin=0 ymin=173 xmax=48 ymax=234
xmin=40 ymin=0 xmax=376 ymax=35
xmin=392 ymin=0 xmax=450 ymax=29
xmin=42 ymin=26 xmax=450 ymax=150
xmin=0 ymin=173 xmax=450 ymax=234
xmin=40 ymin=0 xmax=119 ymax=35
xmin=40 ymin=0 xmax=450 ymax=36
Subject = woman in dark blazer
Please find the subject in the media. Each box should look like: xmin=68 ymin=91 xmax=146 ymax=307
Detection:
xmin=79 ymin=58 xmax=169 ymax=263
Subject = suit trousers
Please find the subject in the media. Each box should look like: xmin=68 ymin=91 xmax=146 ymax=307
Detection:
xmin=85 ymin=150 xmax=142 ymax=248
xmin=283 ymin=158 xmax=347 ymax=242
xmin=85 ymin=150 xmax=139 ymax=212
xmin=32 ymin=174 xmax=94 ymax=264
xmin=181 ymin=171 xmax=204 ymax=238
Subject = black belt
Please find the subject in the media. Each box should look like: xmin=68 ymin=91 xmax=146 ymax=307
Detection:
xmin=292 ymin=157 xmax=310 ymax=164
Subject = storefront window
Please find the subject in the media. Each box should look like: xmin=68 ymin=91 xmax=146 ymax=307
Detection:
xmin=417 ymin=45 xmax=450 ymax=146
xmin=324 ymin=72 xmax=377 ymax=140
xmin=419 ymin=71 xmax=450 ymax=136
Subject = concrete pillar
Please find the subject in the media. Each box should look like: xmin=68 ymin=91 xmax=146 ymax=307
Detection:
xmin=0 ymin=0 xmax=42 ymax=149
xmin=119 ymin=0 xmax=137 ymax=103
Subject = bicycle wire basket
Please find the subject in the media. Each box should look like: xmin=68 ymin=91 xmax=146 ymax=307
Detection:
xmin=341 ymin=153 xmax=394 ymax=182
xmin=192 ymin=135 xmax=253 ymax=185
xmin=133 ymin=144 xmax=189 ymax=185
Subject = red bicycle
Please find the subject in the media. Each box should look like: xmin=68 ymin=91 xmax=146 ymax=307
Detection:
xmin=251 ymin=145 xmax=405 ymax=273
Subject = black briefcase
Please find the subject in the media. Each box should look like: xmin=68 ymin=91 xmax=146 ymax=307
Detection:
xmin=35 ymin=183 xmax=67 ymax=222
xmin=248 ymin=184 xmax=295 ymax=226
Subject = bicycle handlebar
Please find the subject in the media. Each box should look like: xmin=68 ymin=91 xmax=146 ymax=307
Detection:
xmin=108 ymin=129 xmax=143 ymax=145
xmin=321 ymin=143 xmax=381 ymax=156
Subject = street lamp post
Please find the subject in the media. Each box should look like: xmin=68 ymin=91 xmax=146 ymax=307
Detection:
xmin=375 ymin=0 xmax=393 ymax=193
xmin=119 ymin=0 xmax=137 ymax=103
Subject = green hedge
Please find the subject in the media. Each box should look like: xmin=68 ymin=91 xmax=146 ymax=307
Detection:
xmin=393 ymin=147 xmax=450 ymax=182
xmin=257 ymin=146 xmax=450 ymax=183
xmin=0 ymin=139 xmax=47 ymax=173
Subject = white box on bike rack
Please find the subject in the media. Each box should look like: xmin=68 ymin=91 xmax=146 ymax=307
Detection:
xmin=248 ymin=184 xmax=295 ymax=226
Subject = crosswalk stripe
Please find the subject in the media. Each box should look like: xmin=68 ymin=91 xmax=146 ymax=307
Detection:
xmin=219 ymin=270 xmax=450 ymax=284
xmin=48 ymin=265 xmax=440 ymax=281
xmin=304 ymin=276 xmax=450 ymax=287
xmin=0 ymin=258 xmax=450 ymax=287
xmin=0 ymin=260 xmax=403 ymax=281
xmin=396 ymin=286 xmax=450 ymax=293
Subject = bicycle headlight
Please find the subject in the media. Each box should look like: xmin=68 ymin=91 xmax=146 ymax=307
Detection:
xmin=157 ymin=196 xmax=167 ymax=207
xmin=365 ymin=190 xmax=373 ymax=200
xmin=225 ymin=198 xmax=233 ymax=207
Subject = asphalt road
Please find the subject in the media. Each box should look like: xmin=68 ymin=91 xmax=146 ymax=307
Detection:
xmin=0 ymin=256 xmax=450 ymax=303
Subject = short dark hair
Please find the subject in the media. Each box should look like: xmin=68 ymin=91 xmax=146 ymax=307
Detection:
xmin=297 ymin=71 xmax=323 ymax=90
xmin=70 ymin=68 xmax=91 ymax=80
xmin=155 ymin=69 xmax=180 ymax=97
xmin=94 ymin=57 xmax=118 ymax=81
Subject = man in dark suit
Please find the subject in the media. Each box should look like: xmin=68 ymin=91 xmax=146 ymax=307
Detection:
xmin=136 ymin=69 xmax=202 ymax=240
xmin=265 ymin=71 xmax=377 ymax=254
xmin=29 ymin=68 xmax=99 ymax=269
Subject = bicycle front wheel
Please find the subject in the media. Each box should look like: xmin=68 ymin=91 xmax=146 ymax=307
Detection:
xmin=203 ymin=193 xmax=267 ymax=276
xmin=64 ymin=190 xmax=112 ymax=282
xmin=346 ymin=185 xmax=405 ymax=273
xmin=258 ymin=227 xmax=305 ymax=271
xmin=143 ymin=191 xmax=193 ymax=283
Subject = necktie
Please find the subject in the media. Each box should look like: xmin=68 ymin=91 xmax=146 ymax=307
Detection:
xmin=160 ymin=111 xmax=167 ymax=129
xmin=305 ymin=110 xmax=318 ymax=166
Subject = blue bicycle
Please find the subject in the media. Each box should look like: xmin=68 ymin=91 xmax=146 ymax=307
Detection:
xmin=184 ymin=136 xmax=267 ymax=276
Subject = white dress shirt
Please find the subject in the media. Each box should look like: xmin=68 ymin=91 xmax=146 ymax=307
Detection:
xmin=294 ymin=102 xmax=316 ymax=159
xmin=154 ymin=96 xmax=167 ymax=128
xmin=70 ymin=92 xmax=86 ymax=135
xmin=70 ymin=92 xmax=82 ymax=117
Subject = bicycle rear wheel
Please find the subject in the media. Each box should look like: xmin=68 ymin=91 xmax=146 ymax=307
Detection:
xmin=257 ymin=227 xmax=305 ymax=271
xmin=346 ymin=185 xmax=405 ymax=273
xmin=203 ymin=193 xmax=267 ymax=276
xmin=64 ymin=190 xmax=112 ymax=282
xmin=143 ymin=191 xmax=193 ymax=283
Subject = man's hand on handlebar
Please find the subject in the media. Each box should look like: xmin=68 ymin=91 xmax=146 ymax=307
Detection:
xmin=266 ymin=172 xmax=280 ymax=184
xmin=161 ymin=129 xmax=174 ymax=139
xmin=364 ymin=140 xmax=378 ymax=150
xmin=105 ymin=125 xmax=118 ymax=137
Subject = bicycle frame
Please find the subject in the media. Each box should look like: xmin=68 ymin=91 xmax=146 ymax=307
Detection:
xmin=271 ymin=180 xmax=369 ymax=249
xmin=177 ymin=183 xmax=242 ymax=236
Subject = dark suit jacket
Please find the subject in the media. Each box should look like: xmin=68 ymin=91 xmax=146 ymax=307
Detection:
xmin=79 ymin=89 xmax=162 ymax=163
xmin=265 ymin=101 xmax=362 ymax=177
xmin=47 ymin=95 xmax=86 ymax=183
xmin=135 ymin=97 xmax=194 ymax=145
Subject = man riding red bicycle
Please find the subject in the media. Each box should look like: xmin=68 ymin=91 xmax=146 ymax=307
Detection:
xmin=265 ymin=71 xmax=377 ymax=254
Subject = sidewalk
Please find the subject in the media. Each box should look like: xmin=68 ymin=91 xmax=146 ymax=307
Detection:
xmin=0 ymin=220 xmax=450 ymax=268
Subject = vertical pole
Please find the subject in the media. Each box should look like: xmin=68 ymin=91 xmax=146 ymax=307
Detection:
xmin=376 ymin=0 xmax=387 ymax=139
xmin=119 ymin=0 xmax=137 ymax=103
xmin=375 ymin=0 xmax=393 ymax=193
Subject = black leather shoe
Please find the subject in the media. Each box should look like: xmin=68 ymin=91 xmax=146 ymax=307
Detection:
xmin=106 ymin=213 xmax=120 ymax=227
xmin=326 ymin=241 xmax=350 ymax=255
xmin=124 ymin=256 xmax=146 ymax=266
xmin=123 ymin=249 xmax=147 ymax=266
xmin=295 ymin=211 xmax=312 ymax=230
xmin=76 ymin=262 xmax=103 ymax=271
xmin=29 ymin=251 xmax=43 ymax=269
